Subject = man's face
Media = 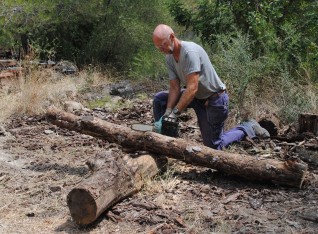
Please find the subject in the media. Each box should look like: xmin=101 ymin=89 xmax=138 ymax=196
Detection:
xmin=153 ymin=34 xmax=174 ymax=54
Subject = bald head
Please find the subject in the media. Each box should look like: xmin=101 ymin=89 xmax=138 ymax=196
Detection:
xmin=153 ymin=24 xmax=174 ymax=40
xmin=153 ymin=24 xmax=177 ymax=54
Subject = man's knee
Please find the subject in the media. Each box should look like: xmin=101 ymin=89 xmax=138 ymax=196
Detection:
xmin=153 ymin=91 xmax=169 ymax=121
xmin=154 ymin=91 xmax=168 ymax=100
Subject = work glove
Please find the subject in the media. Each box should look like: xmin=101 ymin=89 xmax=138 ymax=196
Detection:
xmin=167 ymin=111 xmax=177 ymax=122
xmin=162 ymin=112 xmax=179 ymax=137
xmin=162 ymin=109 xmax=178 ymax=124
xmin=163 ymin=108 xmax=172 ymax=117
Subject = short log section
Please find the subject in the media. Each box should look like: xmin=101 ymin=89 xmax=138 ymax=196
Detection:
xmin=67 ymin=151 xmax=166 ymax=225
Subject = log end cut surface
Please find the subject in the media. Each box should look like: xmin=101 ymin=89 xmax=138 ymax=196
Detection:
xmin=67 ymin=188 xmax=97 ymax=225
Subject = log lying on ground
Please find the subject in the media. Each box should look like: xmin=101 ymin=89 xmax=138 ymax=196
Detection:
xmin=67 ymin=151 xmax=166 ymax=225
xmin=47 ymin=107 xmax=308 ymax=188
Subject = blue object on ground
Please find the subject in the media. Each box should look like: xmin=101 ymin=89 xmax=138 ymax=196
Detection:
xmin=153 ymin=116 xmax=163 ymax=133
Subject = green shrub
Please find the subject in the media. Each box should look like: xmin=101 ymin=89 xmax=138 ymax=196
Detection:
xmin=129 ymin=48 xmax=167 ymax=81
xmin=212 ymin=32 xmax=268 ymax=108
xmin=274 ymin=69 xmax=318 ymax=123
xmin=211 ymin=31 xmax=318 ymax=123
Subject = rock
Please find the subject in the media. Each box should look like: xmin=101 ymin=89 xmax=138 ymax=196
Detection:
xmin=49 ymin=186 xmax=62 ymax=192
xmin=202 ymin=209 xmax=214 ymax=220
xmin=63 ymin=101 xmax=90 ymax=113
xmin=44 ymin=130 xmax=54 ymax=135
xmin=0 ymin=125 xmax=7 ymax=136
xmin=109 ymin=81 xmax=135 ymax=98
xmin=53 ymin=60 xmax=78 ymax=75
xmin=26 ymin=212 xmax=35 ymax=217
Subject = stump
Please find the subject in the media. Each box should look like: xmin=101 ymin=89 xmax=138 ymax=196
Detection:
xmin=298 ymin=113 xmax=318 ymax=136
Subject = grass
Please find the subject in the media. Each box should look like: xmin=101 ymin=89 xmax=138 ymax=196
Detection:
xmin=87 ymin=95 xmax=112 ymax=109
xmin=87 ymin=95 xmax=134 ymax=111
xmin=142 ymin=163 xmax=180 ymax=195
xmin=0 ymin=64 xmax=111 ymax=123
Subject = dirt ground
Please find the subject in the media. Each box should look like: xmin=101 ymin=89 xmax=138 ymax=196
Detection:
xmin=0 ymin=93 xmax=318 ymax=234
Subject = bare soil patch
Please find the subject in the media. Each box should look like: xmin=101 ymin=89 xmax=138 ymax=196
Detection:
xmin=0 ymin=96 xmax=317 ymax=233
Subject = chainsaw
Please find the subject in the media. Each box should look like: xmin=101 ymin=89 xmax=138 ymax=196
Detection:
xmin=131 ymin=116 xmax=179 ymax=137
xmin=161 ymin=116 xmax=179 ymax=137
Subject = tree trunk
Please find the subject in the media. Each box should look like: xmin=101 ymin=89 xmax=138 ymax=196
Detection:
xmin=67 ymin=151 xmax=166 ymax=225
xmin=47 ymin=107 xmax=308 ymax=188
xmin=298 ymin=113 xmax=318 ymax=136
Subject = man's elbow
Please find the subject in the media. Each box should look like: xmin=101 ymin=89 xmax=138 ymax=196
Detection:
xmin=189 ymin=85 xmax=198 ymax=97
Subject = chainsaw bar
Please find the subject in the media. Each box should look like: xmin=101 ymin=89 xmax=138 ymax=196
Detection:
xmin=131 ymin=123 xmax=153 ymax=132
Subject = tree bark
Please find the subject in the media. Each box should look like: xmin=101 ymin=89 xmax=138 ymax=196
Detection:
xmin=67 ymin=151 xmax=166 ymax=225
xmin=47 ymin=107 xmax=308 ymax=188
xmin=298 ymin=113 xmax=318 ymax=136
xmin=258 ymin=113 xmax=281 ymax=136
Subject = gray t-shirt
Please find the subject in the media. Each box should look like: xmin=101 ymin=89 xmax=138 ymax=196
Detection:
xmin=166 ymin=41 xmax=226 ymax=99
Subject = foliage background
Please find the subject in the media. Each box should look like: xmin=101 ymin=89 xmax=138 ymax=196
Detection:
xmin=0 ymin=0 xmax=317 ymax=123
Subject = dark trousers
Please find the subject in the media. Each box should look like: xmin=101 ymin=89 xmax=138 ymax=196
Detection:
xmin=153 ymin=90 xmax=245 ymax=149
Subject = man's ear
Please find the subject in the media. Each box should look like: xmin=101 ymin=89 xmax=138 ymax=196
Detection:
xmin=169 ymin=33 xmax=175 ymax=40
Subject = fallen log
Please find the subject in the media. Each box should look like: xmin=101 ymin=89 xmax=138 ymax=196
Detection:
xmin=67 ymin=150 xmax=166 ymax=225
xmin=47 ymin=107 xmax=308 ymax=188
xmin=0 ymin=59 xmax=17 ymax=67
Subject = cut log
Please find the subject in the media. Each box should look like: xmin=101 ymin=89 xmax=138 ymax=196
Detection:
xmin=0 ymin=72 xmax=14 ymax=79
xmin=0 ymin=59 xmax=17 ymax=67
xmin=67 ymin=151 xmax=167 ymax=225
xmin=258 ymin=113 xmax=281 ymax=136
xmin=46 ymin=107 xmax=308 ymax=188
xmin=298 ymin=113 xmax=318 ymax=136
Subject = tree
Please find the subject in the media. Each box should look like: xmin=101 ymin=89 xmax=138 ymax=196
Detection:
xmin=0 ymin=0 xmax=173 ymax=71
xmin=168 ymin=0 xmax=318 ymax=79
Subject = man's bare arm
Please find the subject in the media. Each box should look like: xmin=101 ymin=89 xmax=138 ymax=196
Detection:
xmin=175 ymin=72 xmax=199 ymax=112
xmin=167 ymin=79 xmax=181 ymax=109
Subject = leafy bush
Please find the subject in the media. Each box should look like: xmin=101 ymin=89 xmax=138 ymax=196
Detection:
xmin=129 ymin=48 xmax=167 ymax=81
xmin=274 ymin=69 xmax=318 ymax=122
xmin=0 ymin=0 xmax=173 ymax=72
xmin=168 ymin=0 xmax=318 ymax=82
xmin=212 ymin=33 xmax=268 ymax=108
xmin=211 ymin=31 xmax=317 ymax=123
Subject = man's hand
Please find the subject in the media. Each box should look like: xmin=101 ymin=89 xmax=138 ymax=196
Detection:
xmin=163 ymin=108 xmax=172 ymax=117
xmin=162 ymin=106 xmax=180 ymax=124
xmin=168 ymin=111 xmax=177 ymax=121
xmin=162 ymin=113 xmax=179 ymax=137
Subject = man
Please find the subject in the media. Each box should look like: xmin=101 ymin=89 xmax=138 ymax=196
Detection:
xmin=152 ymin=24 xmax=269 ymax=149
